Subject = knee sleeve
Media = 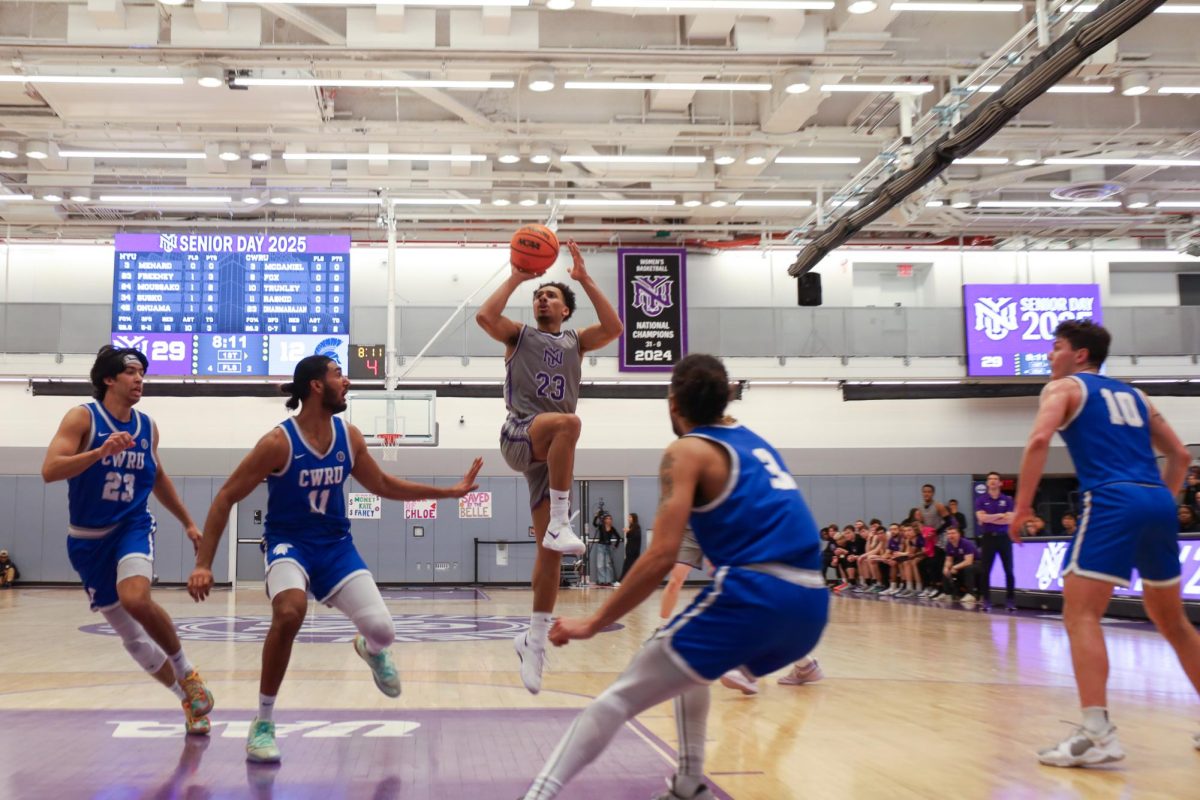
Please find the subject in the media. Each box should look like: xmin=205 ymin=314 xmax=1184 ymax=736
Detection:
xmin=102 ymin=605 xmax=168 ymax=674
xmin=327 ymin=574 xmax=394 ymax=653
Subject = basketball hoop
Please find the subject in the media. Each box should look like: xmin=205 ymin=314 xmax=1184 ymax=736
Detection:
xmin=377 ymin=433 xmax=402 ymax=462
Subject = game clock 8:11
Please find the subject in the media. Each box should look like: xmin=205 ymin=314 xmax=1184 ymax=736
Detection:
xmin=349 ymin=344 xmax=386 ymax=380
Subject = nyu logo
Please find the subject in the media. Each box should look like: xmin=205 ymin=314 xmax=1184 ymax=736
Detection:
xmin=632 ymin=276 xmax=674 ymax=318
xmin=973 ymin=297 xmax=1018 ymax=341
xmin=543 ymin=347 xmax=563 ymax=368
xmin=159 ymin=234 xmax=178 ymax=254
xmin=113 ymin=334 xmax=148 ymax=351
xmin=1036 ymin=541 xmax=1069 ymax=590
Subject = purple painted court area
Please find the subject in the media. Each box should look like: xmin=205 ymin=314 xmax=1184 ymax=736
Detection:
xmin=378 ymin=587 xmax=491 ymax=601
xmin=0 ymin=709 xmax=732 ymax=800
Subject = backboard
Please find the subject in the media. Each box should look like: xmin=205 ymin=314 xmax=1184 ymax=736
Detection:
xmin=346 ymin=389 xmax=438 ymax=447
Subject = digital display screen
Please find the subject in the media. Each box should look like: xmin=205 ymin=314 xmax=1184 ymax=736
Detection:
xmin=110 ymin=233 xmax=350 ymax=377
xmin=963 ymin=284 xmax=1102 ymax=377
xmin=348 ymin=344 xmax=386 ymax=380
xmin=1001 ymin=538 xmax=1200 ymax=600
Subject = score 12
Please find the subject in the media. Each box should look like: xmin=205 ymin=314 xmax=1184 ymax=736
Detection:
xmin=349 ymin=343 xmax=386 ymax=380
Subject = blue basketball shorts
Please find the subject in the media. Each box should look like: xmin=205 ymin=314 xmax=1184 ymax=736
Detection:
xmin=1063 ymin=482 xmax=1180 ymax=587
xmin=263 ymin=530 xmax=370 ymax=603
xmin=659 ymin=566 xmax=829 ymax=681
xmin=67 ymin=514 xmax=157 ymax=612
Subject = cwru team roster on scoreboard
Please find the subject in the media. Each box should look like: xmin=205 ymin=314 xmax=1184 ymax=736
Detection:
xmin=110 ymin=233 xmax=350 ymax=377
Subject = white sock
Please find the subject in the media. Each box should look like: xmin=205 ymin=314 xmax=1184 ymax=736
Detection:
xmin=258 ymin=693 xmax=277 ymax=723
xmin=530 ymin=612 xmax=552 ymax=646
xmin=169 ymin=683 xmax=187 ymax=701
xmin=1081 ymin=706 xmax=1109 ymax=735
xmin=549 ymin=489 xmax=570 ymax=524
xmin=168 ymin=649 xmax=194 ymax=681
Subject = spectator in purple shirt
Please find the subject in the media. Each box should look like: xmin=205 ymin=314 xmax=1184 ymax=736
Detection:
xmin=974 ymin=471 xmax=1016 ymax=612
xmin=942 ymin=528 xmax=980 ymax=604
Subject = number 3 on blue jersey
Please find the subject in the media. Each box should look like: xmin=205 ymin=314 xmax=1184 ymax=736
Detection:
xmin=1099 ymin=388 xmax=1144 ymax=428
xmin=101 ymin=472 xmax=135 ymax=502
xmin=753 ymin=448 xmax=799 ymax=490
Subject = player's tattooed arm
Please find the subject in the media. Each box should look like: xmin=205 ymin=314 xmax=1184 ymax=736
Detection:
xmin=658 ymin=450 xmax=676 ymax=508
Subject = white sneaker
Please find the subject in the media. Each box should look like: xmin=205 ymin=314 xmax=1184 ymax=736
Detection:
xmin=778 ymin=658 xmax=825 ymax=686
xmin=653 ymin=776 xmax=716 ymax=800
xmin=542 ymin=520 xmax=585 ymax=556
xmin=719 ymin=669 xmax=759 ymax=695
xmin=960 ymin=594 xmax=977 ymax=605
xmin=513 ymin=631 xmax=546 ymax=695
xmin=1038 ymin=724 xmax=1125 ymax=768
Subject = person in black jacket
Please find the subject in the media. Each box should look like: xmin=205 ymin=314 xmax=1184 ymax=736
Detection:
xmin=617 ymin=513 xmax=642 ymax=584
xmin=0 ymin=549 xmax=18 ymax=589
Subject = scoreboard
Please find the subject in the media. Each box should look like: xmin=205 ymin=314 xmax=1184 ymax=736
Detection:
xmin=110 ymin=233 xmax=350 ymax=376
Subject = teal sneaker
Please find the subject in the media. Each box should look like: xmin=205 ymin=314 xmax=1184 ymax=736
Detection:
xmin=354 ymin=634 xmax=401 ymax=698
xmin=245 ymin=718 xmax=281 ymax=763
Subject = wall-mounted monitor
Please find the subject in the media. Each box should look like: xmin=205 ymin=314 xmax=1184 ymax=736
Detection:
xmin=963 ymin=284 xmax=1102 ymax=377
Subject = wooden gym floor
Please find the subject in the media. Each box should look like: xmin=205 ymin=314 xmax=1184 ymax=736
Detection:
xmin=0 ymin=583 xmax=1196 ymax=799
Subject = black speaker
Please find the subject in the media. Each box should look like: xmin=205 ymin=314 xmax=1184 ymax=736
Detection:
xmin=797 ymin=272 xmax=823 ymax=306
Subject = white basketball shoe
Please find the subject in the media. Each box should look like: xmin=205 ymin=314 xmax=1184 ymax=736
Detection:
xmin=778 ymin=658 xmax=825 ymax=686
xmin=514 ymin=631 xmax=547 ymax=695
xmin=654 ymin=776 xmax=716 ymax=800
xmin=719 ymin=669 xmax=759 ymax=695
xmin=542 ymin=519 xmax=585 ymax=556
xmin=1037 ymin=724 xmax=1125 ymax=768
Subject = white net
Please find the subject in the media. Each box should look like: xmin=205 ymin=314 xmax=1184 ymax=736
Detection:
xmin=378 ymin=433 xmax=402 ymax=462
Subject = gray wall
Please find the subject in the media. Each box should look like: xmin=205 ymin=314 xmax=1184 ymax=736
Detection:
xmin=5 ymin=302 xmax=1200 ymax=358
xmin=0 ymin=471 xmax=973 ymax=586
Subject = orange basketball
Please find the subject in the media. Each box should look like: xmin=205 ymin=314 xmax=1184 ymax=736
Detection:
xmin=510 ymin=224 xmax=560 ymax=275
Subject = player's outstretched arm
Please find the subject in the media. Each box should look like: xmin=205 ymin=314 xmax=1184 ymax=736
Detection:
xmin=475 ymin=265 xmax=537 ymax=349
xmin=551 ymin=439 xmax=702 ymax=645
xmin=149 ymin=421 xmax=202 ymax=553
xmin=188 ymin=429 xmax=288 ymax=601
xmin=347 ymin=425 xmax=482 ymax=502
xmin=1145 ymin=397 xmax=1192 ymax=493
xmin=568 ymin=241 xmax=624 ymax=354
xmin=1011 ymin=379 xmax=1077 ymax=541
xmin=41 ymin=406 xmax=132 ymax=483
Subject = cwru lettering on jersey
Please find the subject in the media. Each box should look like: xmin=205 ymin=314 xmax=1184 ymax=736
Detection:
xmin=266 ymin=416 xmax=354 ymax=539
xmin=67 ymin=402 xmax=158 ymax=530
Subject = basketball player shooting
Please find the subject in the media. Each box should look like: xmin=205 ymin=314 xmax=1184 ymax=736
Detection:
xmin=41 ymin=345 xmax=215 ymax=736
xmin=476 ymin=236 xmax=623 ymax=694
xmin=1009 ymin=320 xmax=1200 ymax=767
xmin=187 ymin=355 xmax=482 ymax=763
xmin=521 ymin=354 xmax=828 ymax=800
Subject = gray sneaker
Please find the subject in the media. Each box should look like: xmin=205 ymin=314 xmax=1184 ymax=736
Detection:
xmin=654 ymin=776 xmax=716 ymax=800
xmin=1038 ymin=724 xmax=1124 ymax=768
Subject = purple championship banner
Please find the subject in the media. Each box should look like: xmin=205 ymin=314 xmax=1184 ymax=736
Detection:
xmin=617 ymin=248 xmax=687 ymax=372
xmin=962 ymin=284 xmax=1102 ymax=377
xmin=995 ymin=538 xmax=1200 ymax=600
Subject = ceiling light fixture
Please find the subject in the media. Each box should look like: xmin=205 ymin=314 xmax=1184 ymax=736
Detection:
xmin=925 ymin=199 xmax=944 ymax=207
xmin=196 ymin=65 xmax=224 ymax=89
xmin=69 ymin=190 xmax=92 ymax=203
xmin=1043 ymin=157 xmax=1200 ymax=168
xmin=744 ymin=146 xmax=769 ymax=166
xmin=0 ymin=194 xmax=33 ymax=201
xmin=297 ymin=196 xmax=384 ymax=205
xmin=492 ymin=193 xmax=512 ymax=206
xmin=40 ymin=191 xmax=63 ymax=202
xmin=240 ymin=193 xmax=261 ymax=205
xmin=518 ymin=192 xmax=539 ymax=207
xmin=558 ymin=198 xmax=677 ymax=206
xmin=820 ymin=83 xmax=935 ymax=94
xmin=497 ymin=146 xmax=521 ymax=164
xmin=563 ymin=80 xmax=772 ymax=92
xmin=781 ymin=69 xmax=812 ymax=95
xmin=98 ymin=195 xmax=234 ymax=204
xmin=976 ymin=200 xmax=1121 ymax=208
xmin=233 ymin=76 xmax=515 ymax=90
xmin=953 ymin=156 xmax=1010 ymax=165
xmin=735 ymin=199 xmax=814 ymax=207
xmin=589 ymin=1 xmax=835 ymax=9
xmin=268 ymin=191 xmax=289 ymax=205
xmin=1158 ymin=86 xmax=1200 ymax=95
xmin=0 ymin=74 xmax=184 ymax=86
xmin=391 ymin=197 xmax=483 ymax=205
xmin=25 ymin=142 xmax=50 ymax=160
xmin=1013 ymin=152 xmax=1039 ymax=167
xmin=210 ymin=0 xmax=532 ymax=6
xmin=682 ymin=194 xmax=703 ymax=207
xmin=527 ymin=66 xmax=556 ymax=93
xmin=848 ymin=0 xmax=878 ymax=12
xmin=950 ymin=191 xmax=972 ymax=209
xmin=218 ymin=142 xmax=242 ymax=162
xmin=1155 ymin=200 xmax=1200 ymax=208
xmin=0 ymin=141 xmax=17 ymax=159
xmin=560 ymin=154 xmax=707 ymax=164
xmin=57 ymin=149 xmax=208 ymax=159
xmin=529 ymin=146 xmax=553 ymax=165
xmin=890 ymin=1 xmax=1023 ymax=10
xmin=282 ymin=152 xmax=487 ymax=162
xmin=546 ymin=0 xmax=576 ymax=8
xmin=972 ymin=84 xmax=1115 ymax=94
xmin=775 ymin=155 xmax=863 ymax=165
xmin=1125 ymin=193 xmax=1150 ymax=209
xmin=248 ymin=143 xmax=272 ymax=162
xmin=1121 ymin=72 xmax=1151 ymax=97
xmin=713 ymin=147 xmax=737 ymax=166
xmin=708 ymin=195 xmax=731 ymax=208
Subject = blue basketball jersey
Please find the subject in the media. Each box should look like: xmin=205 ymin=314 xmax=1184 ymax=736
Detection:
xmin=67 ymin=402 xmax=157 ymax=530
xmin=1057 ymin=372 xmax=1163 ymax=492
xmin=683 ymin=424 xmax=821 ymax=571
xmin=266 ymin=416 xmax=354 ymax=539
